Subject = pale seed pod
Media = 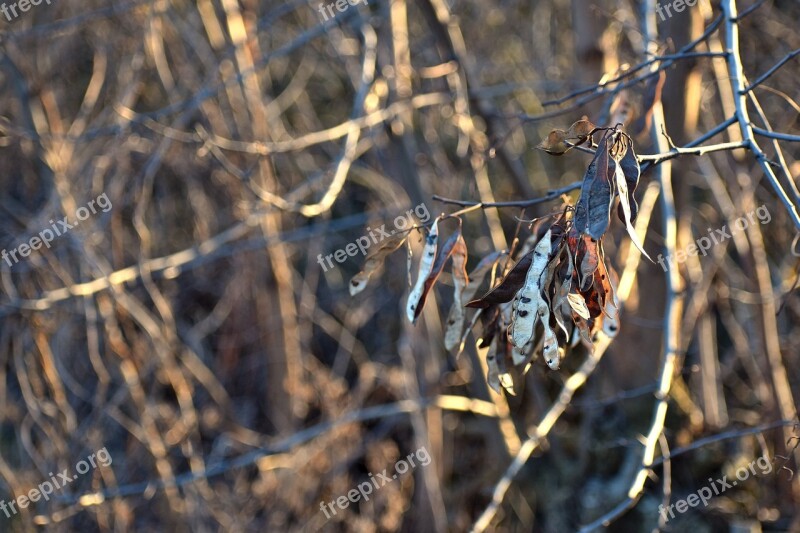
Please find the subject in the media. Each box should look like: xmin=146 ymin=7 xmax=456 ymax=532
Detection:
xmin=510 ymin=229 xmax=552 ymax=348
xmin=406 ymin=219 xmax=439 ymax=322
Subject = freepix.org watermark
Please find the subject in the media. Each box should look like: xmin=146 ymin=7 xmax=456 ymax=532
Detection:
xmin=0 ymin=447 xmax=112 ymax=519
xmin=656 ymin=0 xmax=699 ymax=22
xmin=317 ymin=202 xmax=431 ymax=272
xmin=1 ymin=0 xmax=52 ymax=23
xmin=317 ymin=0 xmax=368 ymax=22
xmin=319 ymin=446 xmax=431 ymax=519
xmin=657 ymin=204 xmax=771 ymax=272
xmin=659 ymin=454 xmax=772 ymax=523
xmin=1 ymin=192 xmax=112 ymax=269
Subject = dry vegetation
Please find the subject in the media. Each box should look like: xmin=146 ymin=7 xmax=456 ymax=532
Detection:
xmin=0 ymin=0 xmax=799 ymax=531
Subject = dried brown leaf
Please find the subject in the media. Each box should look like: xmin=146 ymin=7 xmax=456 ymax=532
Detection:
xmin=467 ymin=250 xmax=535 ymax=309
xmin=566 ymin=116 xmax=597 ymax=144
xmin=536 ymin=129 xmax=570 ymax=155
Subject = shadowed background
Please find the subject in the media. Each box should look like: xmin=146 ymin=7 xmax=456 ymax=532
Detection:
xmin=0 ymin=0 xmax=799 ymax=531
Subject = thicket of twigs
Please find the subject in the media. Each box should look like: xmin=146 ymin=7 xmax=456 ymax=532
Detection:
xmin=0 ymin=0 xmax=799 ymax=531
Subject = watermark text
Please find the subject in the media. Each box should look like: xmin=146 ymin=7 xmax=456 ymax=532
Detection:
xmin=2 ymin=192 xmax=112 ymax=269
xmin=0 ymin=447 xmax=112 ymax=519
xmin=319 ymin=446 xmax=431 ymax=519
xmin=317 ymin=202 xmax=430 ymax=272
xmin=657 ymin=204 xmax=771 ymax=272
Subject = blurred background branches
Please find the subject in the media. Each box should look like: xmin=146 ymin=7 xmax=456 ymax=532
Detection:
xmin=0 ymin=0 xmax=799 ymax=531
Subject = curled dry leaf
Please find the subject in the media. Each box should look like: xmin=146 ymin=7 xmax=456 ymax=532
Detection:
xmin=566 ymin=117 xmax=597 ymax=145
xmin=349 ymin=233 xmax=408 ymax=296
xmin=536 ymin=129 xmax=569 ymax=155
xmin=406 ymin=219 xmax=439 ymax=322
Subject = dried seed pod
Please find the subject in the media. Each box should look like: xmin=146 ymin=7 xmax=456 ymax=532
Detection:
xmin=467 ymin=250 xmax=534 ymax=309
xmin=574 ymin=133 xmax=614 ymax=240
xmin=541 ymin=315 xmax=561 ymax=369
xmin=444 ymin=234 xmax=469 ymax=350
xmin=613 ymin=142 xmax=651 ymax=261
xmin=567 ymin=292 xmax=591 ymax=320
xmin=617 ymin=136 xmax=641 ymax=223
xmin=349 ymin=234 xmax=408 ymax=295
xmin=411 ymin=228 xmax=462 ymax=322
xmin=510 ymin=229 xmax=552 ymax=348
xmin=486 ymin=342 xmax=501 ymax=394
xmin=406 ymin=219 xmax=439 ymax=322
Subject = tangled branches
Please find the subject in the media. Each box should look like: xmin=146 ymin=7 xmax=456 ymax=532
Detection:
xmin=0 ymin=0 xmax=799 ymax=531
